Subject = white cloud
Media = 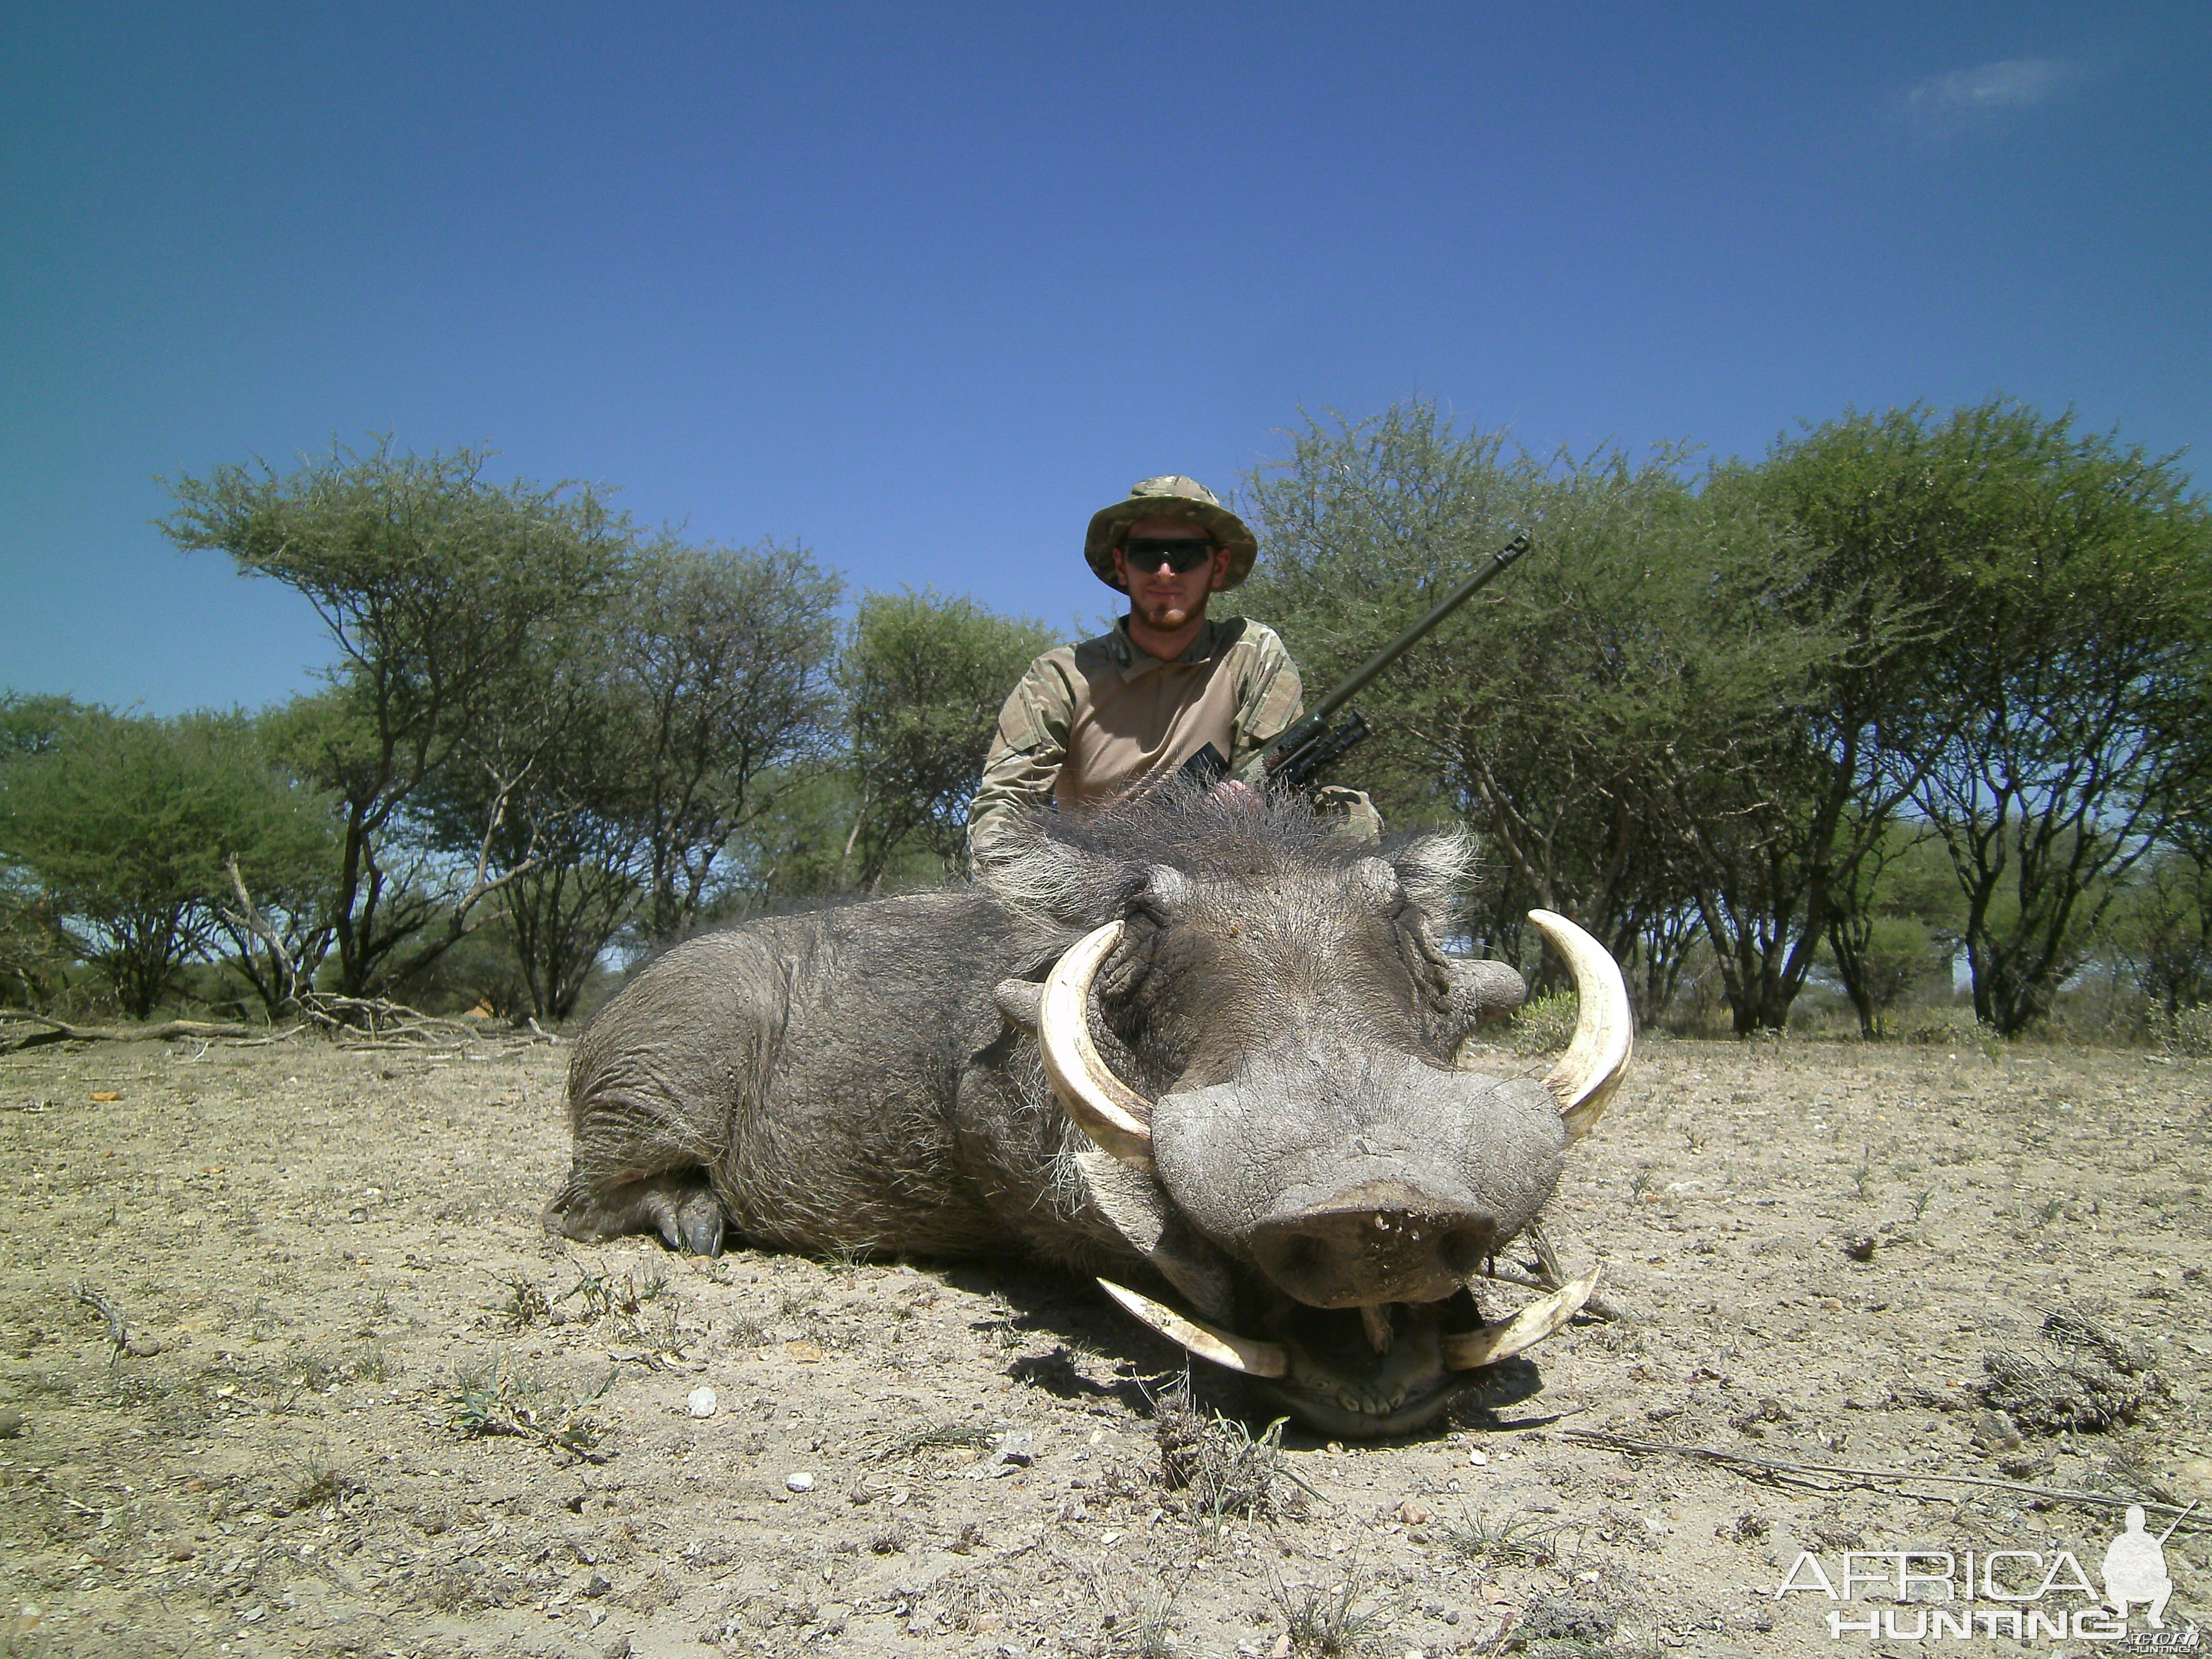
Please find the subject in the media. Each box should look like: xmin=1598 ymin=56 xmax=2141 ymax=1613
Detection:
xmin=1899 ymin=58 xmax=2080 ymax=137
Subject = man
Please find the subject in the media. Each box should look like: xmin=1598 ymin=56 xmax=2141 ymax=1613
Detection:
xmin=966 ymin=475 xmax=1303 ymax=858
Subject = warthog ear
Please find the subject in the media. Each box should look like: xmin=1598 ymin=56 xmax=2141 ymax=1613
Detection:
xmin=1390 ymin=828 xmax=1475 ymax=923
xmin=1352 ymin=856 xmax=1401 ymax=910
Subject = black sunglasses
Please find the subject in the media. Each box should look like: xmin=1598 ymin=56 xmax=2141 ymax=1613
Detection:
xmin=1120 ymin=538 xmax=1218 ymax=574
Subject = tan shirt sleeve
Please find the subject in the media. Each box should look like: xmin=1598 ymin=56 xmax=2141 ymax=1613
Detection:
xmin=966 ymin=646 xmax=1080 ymax=859
xmin=1225 ymin=622 xmax=1304 ymax=772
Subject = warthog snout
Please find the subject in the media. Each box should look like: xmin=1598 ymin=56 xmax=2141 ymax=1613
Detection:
xmin=1248 ymin=1179 xmax=1500 ymax=1308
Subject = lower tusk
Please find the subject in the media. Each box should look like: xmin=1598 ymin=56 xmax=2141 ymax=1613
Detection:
xmin=1097 ymin=1278 xmax=1289 ymax=1379
xmin=1441 ymin=1268 xmax=1600 ymax=1370
xmin=1359 ymin=1302 xmax=1393 ymax=1355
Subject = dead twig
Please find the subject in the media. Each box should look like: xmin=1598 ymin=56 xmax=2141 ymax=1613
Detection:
xmin=71 ymin=1281 xmax=128 ymax=1368
xmin=219 ymin=1028 xmax=310 ymax=1048
xmin=301 ymin=994 xmax=476 ymax=1044
xmin=1525 ymin=1218 xmax=1570 ymax=1284
xmin=1490 ymin=1222 xmax=1626 ymax=1322
xmin=1562 ymin=1428 xmax=2208 ymax=1530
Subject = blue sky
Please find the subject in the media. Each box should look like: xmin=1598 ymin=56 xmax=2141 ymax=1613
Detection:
xmin=3 ymin=3 xmax=2206 ymax=715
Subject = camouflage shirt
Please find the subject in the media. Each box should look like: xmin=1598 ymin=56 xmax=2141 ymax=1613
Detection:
xmin=967 ymin=614 xmax=1304 ymax=856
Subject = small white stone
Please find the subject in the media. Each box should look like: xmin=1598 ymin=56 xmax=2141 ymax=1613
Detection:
xmin=687 ymin=1387 xmax=718 ymax=1419
xmin=1468 ymin=1450 xmax=1489 ymax=1466
xmin=786 ymin=1471 xmax=815 ymax=1493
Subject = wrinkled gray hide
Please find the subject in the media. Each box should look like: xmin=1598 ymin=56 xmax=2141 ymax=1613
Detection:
xmin=546 ymin=789 xmax=1547 ymax=1434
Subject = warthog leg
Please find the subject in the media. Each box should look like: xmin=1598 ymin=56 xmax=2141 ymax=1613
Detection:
xmin=545 ymin=1169 xmax=726 ymax=1258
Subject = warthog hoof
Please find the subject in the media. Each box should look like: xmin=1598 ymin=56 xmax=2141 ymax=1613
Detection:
xmin=545 ymin=1169 xmax=726 ymax=1257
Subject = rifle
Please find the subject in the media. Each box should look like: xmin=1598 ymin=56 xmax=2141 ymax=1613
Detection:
xmin=1180 ymin=531 xmax=1532 ymax=794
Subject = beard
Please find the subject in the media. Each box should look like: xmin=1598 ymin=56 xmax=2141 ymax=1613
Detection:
xmin=1130 ymin=588 xmax=1203 ymax=633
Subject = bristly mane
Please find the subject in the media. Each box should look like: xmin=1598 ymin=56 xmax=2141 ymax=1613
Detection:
xmin=979 ymin=778 xmax=1475 ymax=928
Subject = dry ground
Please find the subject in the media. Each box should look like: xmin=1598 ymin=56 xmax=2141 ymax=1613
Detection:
xmin=1 ymin=1030 xmax=2207 ymax=1659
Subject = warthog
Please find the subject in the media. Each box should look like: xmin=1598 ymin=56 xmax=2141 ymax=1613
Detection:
xmin=546 ymin=789 xmax=1630 ymax=1436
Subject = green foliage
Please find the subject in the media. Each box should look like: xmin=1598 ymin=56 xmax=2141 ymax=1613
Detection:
xmin=162 ymin=440 xmax=631 ymax=1001
xmin=837 ymin=588 xmax=1054 ymax=889
xmin=0 ymin=703 xmax=334 ymax=1017
xmin=1242 ymin=397 xmax=2208 ymax=1040
xmin=1440 ymin=1506 xmax=1568 ymax=1569
xmin=1771 ymin=402 xmax=2212 ymax=1034
xmin=715 ymin=762 xmax=887 ymax=908
xmin=611 ymin=536 xmax=844 ymax=942
xmin=2107 ymin=846 xmax=2212 ymax=1018
xmin=1243 ymin=403 xmax=1893 ymax=1033
xmin=384 ymin=906 xmax=531 ymax=1017
xmin=0 ymin=693 xmax=79 ymax=759
xmin=1825 ymin=824 xmax=1962 ymax=1035
xmin=5 ymin=402 xmax=2191 ymax=1048
xmin=0 ymin=695 xmax=87 ymax=1005
xmin=1507 ymin=991 xmax=1580 ymax=1055
xmin=1266 ymin=1564 xmax=1378 ymax=1655
xmin=447 ymin=1351 xmax=612 ymax=1458
xmin=409 ymin=533 xmax=843 ymax=1010
xmin=2159 ymin=1004 xmax=2212 ymax=1058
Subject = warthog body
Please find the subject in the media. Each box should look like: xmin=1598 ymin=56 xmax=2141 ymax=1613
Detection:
xmin=547 ymin=790 xmax=1628 ymax=1435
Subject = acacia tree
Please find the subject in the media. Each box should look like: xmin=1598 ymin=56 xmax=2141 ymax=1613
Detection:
xmin=2124 ymin=721 xmax=2212 ymax=1015
xmin=162 ymin=441 xmax=630 ymax=1001
xmin=2111 ymin=842 xmax=2211 ymax=1017
xmin=1242 ymin=406 xmax=1858 ymax=1028
xmin=413 ymin=625 xmax=639 ymax=1020
xmin=836 ymin=589 xmax=1055 ymax=890
xmin=0 ymin=695 xmax=86 ymax=1006
xmin=1629 ymin=453 xmax=1945 ymax=1034
xmin=610 ymin=536 xmax=843 ymax=943
xmin=1878 ymin=403 xmax=2212 ymax=1033
xmin=0 ymin=707 xmax=332 ymax=1017
xmin=412 ymin=533 xmax=843 ymax=1005
xmin=1242 ymin=407 xmax=1567 ymax=969
xmin=198 ymin=708 xmax=341 ymax=1017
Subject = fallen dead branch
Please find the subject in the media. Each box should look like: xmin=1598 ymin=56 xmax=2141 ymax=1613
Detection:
xmin=1 ymin=1011 xmax=261 ymax=1053
xmin=298 ymin=994 xmax=476 ymax=1042
xmin=2 ymin=999 xmax=542 ymax=1053
xmin=1562 ymin=1428 xmax=2207 ymax=1531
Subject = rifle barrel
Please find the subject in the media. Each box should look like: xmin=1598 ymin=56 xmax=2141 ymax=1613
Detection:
xmin=1307 ymin=533 xmax=1531 ymax=726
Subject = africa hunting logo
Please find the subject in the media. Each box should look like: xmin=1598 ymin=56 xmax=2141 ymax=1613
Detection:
xmin=1774 ymin=1502 xmax=2199 ymax=1647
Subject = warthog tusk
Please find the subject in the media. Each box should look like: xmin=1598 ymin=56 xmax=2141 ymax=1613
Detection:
xmin=1097 ymin=1278 xmax=1289 ymax=1379
xmin=1440 ymin=1268 xmax=1600 ymax=1370
xmin=1526 ymin=910 xmax=1633 ymax=1140
xmin=1039 ymin=922 xmax=1156 ymax=1169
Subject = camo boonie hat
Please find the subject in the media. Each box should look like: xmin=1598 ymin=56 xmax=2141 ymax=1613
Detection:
xmin=1083 ymin=476 xmax=1259 ymax=590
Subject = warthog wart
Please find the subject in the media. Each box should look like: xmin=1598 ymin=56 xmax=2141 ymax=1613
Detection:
xmin=545 ymin=786 xmax=1631 ymax=1436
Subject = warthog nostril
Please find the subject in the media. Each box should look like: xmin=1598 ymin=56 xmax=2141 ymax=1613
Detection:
xmin=1250 ymin=1207 xmax=1499 ymax=1309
